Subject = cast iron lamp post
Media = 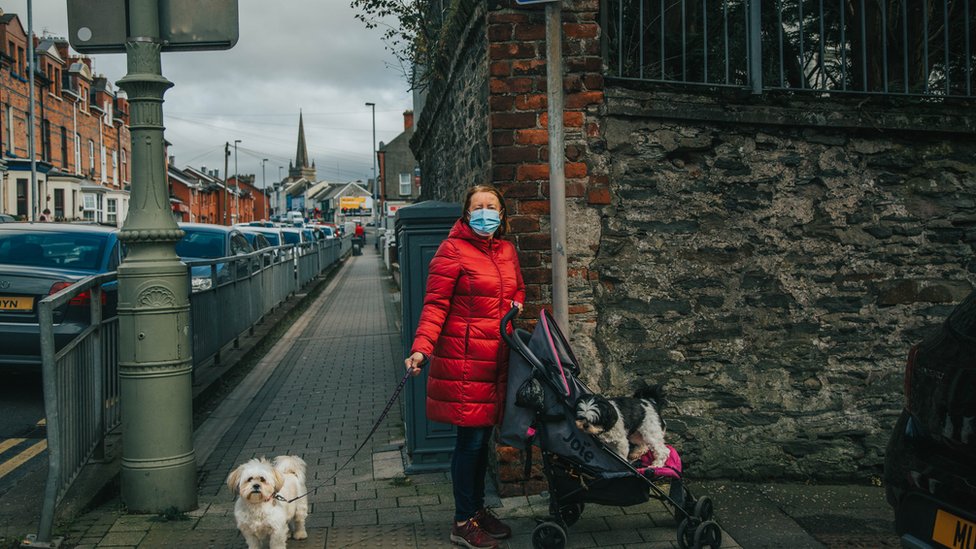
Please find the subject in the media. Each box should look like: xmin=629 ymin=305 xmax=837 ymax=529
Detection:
xmin=114 ymin=0 xmax=196 ymax=513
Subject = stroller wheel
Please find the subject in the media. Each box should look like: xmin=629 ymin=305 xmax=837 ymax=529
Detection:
xmin=558 ymin=503 xmax=584 ymax=526
xmin=692 ymin=520 xmax=722 ymax=549
xmin=676 ymin=517 xmax=699 ymax=549
xmin=532 ymin=521 xmax=567 ymax=549
xmin=693 ymin=496 xmax=714 ymax=522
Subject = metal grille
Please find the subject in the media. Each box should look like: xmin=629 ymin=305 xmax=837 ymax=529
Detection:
xmin=603 ymin=0 xmax=976 ymax=98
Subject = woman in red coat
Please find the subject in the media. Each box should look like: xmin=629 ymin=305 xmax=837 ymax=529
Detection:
xmin=405 ymin=184 xmax=525 ymax=549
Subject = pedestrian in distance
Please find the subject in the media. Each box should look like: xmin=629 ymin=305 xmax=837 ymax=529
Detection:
xmin=39 ymin=208 xmax=51 ymax=222
xmin=404 ymin=184 xmax=525 ymax=549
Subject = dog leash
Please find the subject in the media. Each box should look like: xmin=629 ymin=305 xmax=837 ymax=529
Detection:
xmin=275 ymin=370 xmax=412 ymax=504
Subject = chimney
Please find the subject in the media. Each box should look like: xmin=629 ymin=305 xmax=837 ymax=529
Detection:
xmin=168 ymin=155 xmax=175 ymax=166
xmin=403 ymin=110 xmax=414 ymax=130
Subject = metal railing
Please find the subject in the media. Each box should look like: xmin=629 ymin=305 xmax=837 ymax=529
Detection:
xmin=33 ymin=234 xmax=351 ymax=543
xmin=602 ymin=0 xmax=976 ymax=98
xmin=36 ymin=272 xmax=120 ymax=542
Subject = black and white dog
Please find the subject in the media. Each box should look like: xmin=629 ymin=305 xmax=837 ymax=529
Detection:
xmin=574 ymin=384 xmax=668 ymax=465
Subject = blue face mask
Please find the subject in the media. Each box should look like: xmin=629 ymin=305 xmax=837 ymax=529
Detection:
xmin=468 ymin=208 xmax=501 ymax=236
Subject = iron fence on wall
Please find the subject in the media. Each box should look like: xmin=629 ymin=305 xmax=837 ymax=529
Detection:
xmin=602 ymin=0 xmax=976 ymax=98
xmin=33 ymin=235 xmax=350 ymax=543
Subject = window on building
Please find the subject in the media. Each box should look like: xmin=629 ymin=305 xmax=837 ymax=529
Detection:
xmin=74 ymin=133 xmax=82 ymax=174
xmin=54 ymin=188 xmax=65 ymax=219
xmin=60 ymin=127 xmax=68 ymax=167
xmin=16 ymin=179 xmax=28 ymax=217
xmin=100 ymin=145 xmax=107 ymax=182
xmin=82 ymin=193 xmax=97 ymax=221
xmin=112 ymin=151 xmax=118 ymax=186
xmin=17 ymin=47 xmax=25 ymax=76
xmin=121 ymin=149 xmax=127 ymax=183
xmin=7 ymin=106 xmax=15 ymax=154
xmin=88 ymin=140 xmax=94 ymax=177
xmin=106 ymin=198 xmax=117 ymax=224
xmin=41 ymin=119 xmax=51 ymax=161
xmin=399 ymin=173 xmax=411 ymax=196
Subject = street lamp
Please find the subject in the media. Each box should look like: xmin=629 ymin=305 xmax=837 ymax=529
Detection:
xmin=365 ymin=102 xmax=377 ymax=226
xmin=261 ymin=158 xmax=269 ymax=220
xmin=233 ymin=139 xmax=241 ymax=222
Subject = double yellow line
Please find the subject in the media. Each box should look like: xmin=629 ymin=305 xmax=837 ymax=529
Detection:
xmin=0 ymin=419 xmax=47 ymax=481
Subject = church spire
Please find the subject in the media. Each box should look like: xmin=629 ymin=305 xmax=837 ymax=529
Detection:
xmin=295 ymin=111 xmax=309 ymax=169
xmin=288 ymin=110 xmax=317 ymax=181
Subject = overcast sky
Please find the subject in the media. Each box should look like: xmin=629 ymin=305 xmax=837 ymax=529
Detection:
xmin=4 ymin=0 xmax=413 ymax=189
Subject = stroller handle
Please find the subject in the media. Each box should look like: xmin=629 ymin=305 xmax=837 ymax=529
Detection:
xmin=500 ymin=304 xmax=520 ymax=348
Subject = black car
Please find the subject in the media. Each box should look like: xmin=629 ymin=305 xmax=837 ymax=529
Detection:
xmin=0 ymin=223 xmax=123 ymax=365
xmin=885 ymin=290 xmax=976 ymax=548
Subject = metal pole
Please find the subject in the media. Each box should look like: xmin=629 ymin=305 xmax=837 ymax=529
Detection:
xmin=234 ymin=139 xmax=241 ymax=222
xmin=749 ymin=0 xmax=762 ymax=94
xmin=223 ymin=141 xmax=229 ymax=225
xmin=546 ymin=2 xmax=568 ymax=333
xmin=365 ymin=102 xmax=376 ymax=224
xmin=115 ymin=0 xmax=197 ymax=513
xmin=27 ymin=0 xmax=37 ymax=222
xmin=261 ymin=158 xmax=268 ymax=220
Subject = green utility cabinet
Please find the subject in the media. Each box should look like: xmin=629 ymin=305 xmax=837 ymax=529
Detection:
xmin=396 ymin=201 xmax=461 ymax=473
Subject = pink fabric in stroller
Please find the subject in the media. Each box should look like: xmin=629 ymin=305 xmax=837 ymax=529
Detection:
xmin=636 ymin=444 xmax=682 ymax=479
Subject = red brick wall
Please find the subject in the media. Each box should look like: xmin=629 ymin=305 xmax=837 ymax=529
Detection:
xmin=487 ymin=1 xmax=604 ymax=321
xmin=0 ymin=15 xmax=131 ymax=218
xmin=485 ymin=0 xmax=605 ymax=497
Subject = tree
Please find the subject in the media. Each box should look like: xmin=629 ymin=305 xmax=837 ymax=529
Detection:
xmin=350 ymin=0 xmax=448 ymax=90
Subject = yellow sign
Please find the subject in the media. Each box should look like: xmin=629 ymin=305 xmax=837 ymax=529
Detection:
xmin=340 ymin=197 xmax=366 ymax=209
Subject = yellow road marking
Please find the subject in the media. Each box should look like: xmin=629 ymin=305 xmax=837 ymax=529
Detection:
xmin=0 ymin=440 xmax=47 ymax=480
xmin=0 ymin=438 xmax=26 ymax=454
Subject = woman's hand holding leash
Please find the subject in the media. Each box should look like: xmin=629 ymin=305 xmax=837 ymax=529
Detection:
xmin=405 ymin=352 xmax=426 ymax=376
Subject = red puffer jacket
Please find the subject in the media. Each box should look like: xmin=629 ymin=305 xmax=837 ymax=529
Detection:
xmin=410 ymin=219 xmax=525 ymax=427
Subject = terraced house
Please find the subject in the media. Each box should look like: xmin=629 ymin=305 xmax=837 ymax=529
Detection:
xmin=0 ymin=9 xmax=130 ymax=225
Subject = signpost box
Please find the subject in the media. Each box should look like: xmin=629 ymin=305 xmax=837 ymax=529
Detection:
xmin=396 ymin=201 xmax=461 ymax=473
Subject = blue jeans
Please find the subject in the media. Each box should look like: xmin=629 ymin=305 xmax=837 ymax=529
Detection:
xmin=452 ymin=426 xmax=493 ymax=522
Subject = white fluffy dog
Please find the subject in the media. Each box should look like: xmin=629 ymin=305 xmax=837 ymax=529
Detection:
xmin=226 ymin=455 xmax=309 ymax=549
xmin=575 ymin=384 xmax=668 ymax=466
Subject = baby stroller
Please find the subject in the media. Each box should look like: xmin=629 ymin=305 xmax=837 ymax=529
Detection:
xmin=500 ymin=307 xmax=722 ymax=549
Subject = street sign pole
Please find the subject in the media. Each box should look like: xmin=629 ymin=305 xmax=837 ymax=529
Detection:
xmin=545 ymin=2 xmax=569 ymax=333
xmin=114 ymin=0 xmax=197 ymax=512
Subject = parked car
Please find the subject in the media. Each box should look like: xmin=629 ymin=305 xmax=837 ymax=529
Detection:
xmin=0 ymin=213 xmax=16 ymax=223
xmin=278 ymin=227 xmax=306 ymax=248
xmin=884 ymin=290 xmax=976 ymax=548
xmin=176 ymin=223 xmax=254 ymax=291
xmin=0 ymin=222 xmax=123 ymax=365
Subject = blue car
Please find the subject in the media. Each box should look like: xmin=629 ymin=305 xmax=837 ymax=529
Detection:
xmin=176 ymin=223 xmax=254 ymax=292
xmin=0 ymin=223 xmax=123 ymax=365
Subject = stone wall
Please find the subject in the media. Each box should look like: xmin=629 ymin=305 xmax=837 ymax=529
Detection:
xmin=591 ymin=87 xmax=976 ymax=480
xmin=410 ymin=2 xmax=491 ymax=204
xmin=410 ymin=0 xmax=976 ymax=485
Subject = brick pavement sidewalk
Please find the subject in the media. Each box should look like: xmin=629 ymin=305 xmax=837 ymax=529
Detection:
xmin=61 ymin=245 xmax=738 ymax=548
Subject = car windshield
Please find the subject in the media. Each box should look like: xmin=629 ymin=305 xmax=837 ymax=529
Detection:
xmin=262 ymin=233 xmax=281 ymax=246
xmin=175 ymin=230 xmax=225 ymax=259
xmin=0 ymin=230 xmax=107 ymax=270
xmin=281 ymin=232 xmax=301 ymax=245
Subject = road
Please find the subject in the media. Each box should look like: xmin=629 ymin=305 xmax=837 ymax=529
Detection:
xmin=0 ymin=367 xmax=47 ymax=497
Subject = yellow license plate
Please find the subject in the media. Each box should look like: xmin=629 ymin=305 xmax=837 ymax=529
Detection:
xmin=0 ymin=296 xmax=33 ymax=312
xmin=933 ymin=509 xmax=976 ymax=549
